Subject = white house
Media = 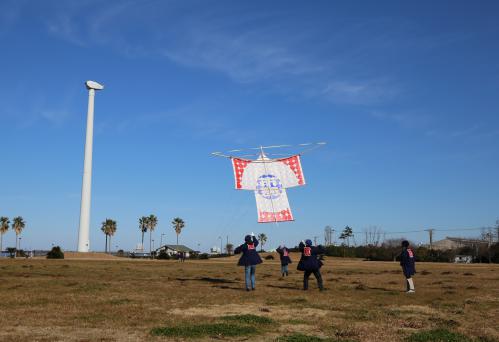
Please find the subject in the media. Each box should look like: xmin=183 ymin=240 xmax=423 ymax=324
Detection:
xmin=156 ymin=244 xmax=195 ymax=258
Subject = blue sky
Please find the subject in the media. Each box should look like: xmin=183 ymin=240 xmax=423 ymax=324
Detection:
xmin=1 ymin=0 xmax=498 ymax=252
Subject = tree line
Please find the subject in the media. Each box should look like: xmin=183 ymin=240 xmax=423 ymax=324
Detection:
xmin=101 ymin=215 xmax=185 ymax=254
xmin=0 ymin=216 xmax=26 ymax=255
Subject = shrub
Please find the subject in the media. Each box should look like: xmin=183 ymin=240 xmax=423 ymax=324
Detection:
xmin=198 ymin=253 xmax=209 ymax=259
xmin=6 ymin=247 xmax=16 ymax=258
xmin=265 ymin=255 xmax=274 ymax=260
xmin=156 ymin=250 xmax=170 ymax=260
xmin=47 ymin=246 xmax=64 ymax=259
xmin=116 ymin=249 xmax=124 ymax=257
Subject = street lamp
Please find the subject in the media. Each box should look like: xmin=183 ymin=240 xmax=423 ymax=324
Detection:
xmin=78 ymin=80 xmax=104 ymax=252
xmin=160 ymin=233 xmax=166 ymax=247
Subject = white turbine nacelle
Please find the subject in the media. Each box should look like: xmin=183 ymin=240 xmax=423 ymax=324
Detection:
xmin=85 ymin=80 xmax=104 ymax=90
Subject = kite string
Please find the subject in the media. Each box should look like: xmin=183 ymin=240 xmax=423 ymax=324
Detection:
xmin=260 ymin=146 xmax=278 ymax=224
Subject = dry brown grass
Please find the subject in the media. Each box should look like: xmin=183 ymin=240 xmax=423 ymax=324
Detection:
xmin=0 ymin=254 xmax=498 ymax=341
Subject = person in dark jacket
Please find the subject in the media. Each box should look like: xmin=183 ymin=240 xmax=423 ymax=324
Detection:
xmin=400 ymin=240 xmax=416 ymax=293
xmin=297 ymin=239 xmax=325 ymax=291
xmin=276 ymin=244 xmax=292 ymax=277
xmin=234 ymin=233 xmax=263 ymax=291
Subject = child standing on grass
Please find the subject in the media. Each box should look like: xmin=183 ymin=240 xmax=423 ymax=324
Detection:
xmin=297 ymin=239 xmax=325 ymax=291
xmin=234 ymin=232 xmax=262 ymax=291
xmin=400 ymin=240 xmax=416 ymax=293
xmin=276 ymin=244 xmax=292 ymax=277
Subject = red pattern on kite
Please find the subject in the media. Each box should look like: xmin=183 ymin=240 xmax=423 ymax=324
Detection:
xmin=258 ymin=209 xmax=294 ymax=223
xmin=278 ymin=155 xmax=305 ymax=185
xmin=232 ymin=158 xmax=251 ymax=189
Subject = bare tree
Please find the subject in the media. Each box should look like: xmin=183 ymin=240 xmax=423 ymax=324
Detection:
xmin=324 ymin=226 xmax=333 ymax=246
xmin=363 ymin=226 xmax=383 ymax=247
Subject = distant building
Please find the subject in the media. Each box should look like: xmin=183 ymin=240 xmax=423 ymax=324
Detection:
xmin=210 ymin=246 xmax=221 ymax=255
xmin=156 ymin=244 xmax=195 ymax=258
xmin=432 ymin=237 xmax=488 ymax=251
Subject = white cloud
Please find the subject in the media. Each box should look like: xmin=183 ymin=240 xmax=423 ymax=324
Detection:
xmin=40 ymin=2 xmax=398 ymax=106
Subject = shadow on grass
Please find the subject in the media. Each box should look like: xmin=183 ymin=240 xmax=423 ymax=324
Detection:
xmin=267 ymin=284 xmax=302 ymax=291
xmin=175 ymin=277 xmax=236 ymax=283
xmin=211 ymin=285 xmax=242 ymax=291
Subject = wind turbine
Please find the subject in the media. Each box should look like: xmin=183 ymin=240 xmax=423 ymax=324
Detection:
xmin=77 ymin=80 xmax=104 ymax=252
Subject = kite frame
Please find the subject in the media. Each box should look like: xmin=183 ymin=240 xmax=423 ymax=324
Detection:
xmin=211 ymin=142 xmax=326 ymax=160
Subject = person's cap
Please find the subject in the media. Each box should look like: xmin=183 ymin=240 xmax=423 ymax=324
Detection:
xmin=305 ymin=239 xmax=313 ymax=246
xmin=402 ymin=240 xmax=409 ymax=247
xmin=245 ymin=235 xmax=252 ymax=242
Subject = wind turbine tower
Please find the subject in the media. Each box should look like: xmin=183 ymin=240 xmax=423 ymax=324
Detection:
xmin=77 ymin=80 xmax=104 ymax=252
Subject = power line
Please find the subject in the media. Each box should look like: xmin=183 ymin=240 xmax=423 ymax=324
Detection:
xmin=348 ymin=226 xmax=493 ymax=236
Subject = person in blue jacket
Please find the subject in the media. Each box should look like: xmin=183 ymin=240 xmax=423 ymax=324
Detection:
xmin=297 ymin=239 xmax=325 ymax=291
xmin=276 ymin=244 xmax=292 ymax=277
xmin=234 ymin=232 xmax=263 ymax=291
xmin=400 ymin=240 xmax=416 ymax=293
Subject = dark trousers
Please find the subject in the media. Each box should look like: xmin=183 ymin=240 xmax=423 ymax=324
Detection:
xmin=303 ymin=269 xmax=323 ymax=290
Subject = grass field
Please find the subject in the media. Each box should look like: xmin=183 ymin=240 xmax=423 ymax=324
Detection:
xmin=1 ymin=254 xmax=498 ymax=341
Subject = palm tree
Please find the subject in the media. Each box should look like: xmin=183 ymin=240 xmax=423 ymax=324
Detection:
xmin=172 ymin=217 xmax=185 ymax=246
xmin=139 ymin=216 xmax=148 ymax=251
xmin=12 ymin=216 xmax=25 ymax=256
xmin=147 ymin=214 xmax=158 ymax=255
xmin=101 ymin=219 xmax=116 ymax=253
xmin=107 ymin=219 xmax=117 ymax=253
xmin=257 ymin=233 xmax=267 ymax=252
xmin=0 ymin=217 xmax=9 ymax=252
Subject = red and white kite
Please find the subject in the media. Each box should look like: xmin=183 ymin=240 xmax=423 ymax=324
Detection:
xmin=231 ymin=154 xmax=305 ymax=223
xmin=232 ymin=155 xmax=305 ymax=190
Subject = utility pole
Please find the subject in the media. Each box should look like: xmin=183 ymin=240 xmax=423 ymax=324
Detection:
xmin=425 ymin=229 xmax=435 ymax=250
xmin=486 ymin=231 xmax=493 ymax=263
xmin=313 ymin=236 xmax=319 ymax=246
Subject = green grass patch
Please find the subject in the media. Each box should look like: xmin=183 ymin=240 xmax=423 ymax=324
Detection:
xmin=276 ymin=333 xmax=330 ymax=342
xmin=406 ymin=329 xmax=472 ymax=342
xmin=150 ymin=322 xmax=254 ymax=338
xmin=221 ymin=314 xmax=274 ymax=325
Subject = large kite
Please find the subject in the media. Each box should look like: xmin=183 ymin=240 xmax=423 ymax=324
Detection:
xmin=213 ymin=143 xmax=324 ymax=223
xmin=232 ymin=154 xmax=305 ymax=223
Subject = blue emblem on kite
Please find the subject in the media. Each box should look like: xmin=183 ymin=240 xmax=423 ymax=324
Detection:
xmin=256 ymin=174 xmax=282 ymax=200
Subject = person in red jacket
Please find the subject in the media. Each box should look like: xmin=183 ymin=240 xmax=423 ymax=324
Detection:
xmin=276 ymin=244 xmax=292 ymax=277
xmin=234 ymin=232 xmax=263 ymax=291
xmin=297 ymin=239 xmax=325 ymax=291
xmin=400 ymin=240 xmax=416 ymax=293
